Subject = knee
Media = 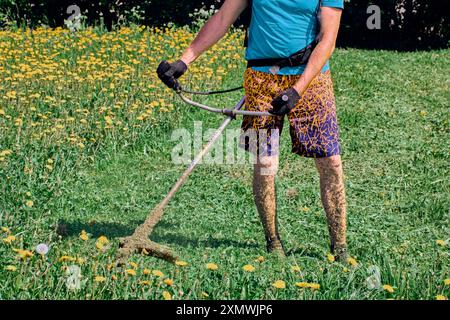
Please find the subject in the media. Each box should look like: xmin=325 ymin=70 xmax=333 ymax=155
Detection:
xmin=316 ymin=155 xmax=343 ymax=178
xmin=254 ymin=156 xmax=279 ymax=176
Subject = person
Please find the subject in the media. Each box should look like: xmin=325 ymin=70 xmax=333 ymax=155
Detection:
xmin=157 ymin=0 xmax=348 ymax=261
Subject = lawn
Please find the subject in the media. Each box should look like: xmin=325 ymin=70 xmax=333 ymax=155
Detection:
xmin=0 ymin=26 xmax=448 ymax=300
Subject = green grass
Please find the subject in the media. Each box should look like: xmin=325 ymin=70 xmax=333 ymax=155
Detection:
xmin=0 ymin=27 xmax=449 ymax=300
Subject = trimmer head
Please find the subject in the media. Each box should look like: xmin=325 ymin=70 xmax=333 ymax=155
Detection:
xmin=117 ymin=237 xmax=178 ymax=264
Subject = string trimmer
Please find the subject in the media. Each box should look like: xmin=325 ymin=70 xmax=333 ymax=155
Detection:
xmin=116 ymin=78 xmax=271 ymax=263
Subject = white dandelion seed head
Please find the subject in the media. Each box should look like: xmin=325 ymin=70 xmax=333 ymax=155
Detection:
xmin=36 ymin=243 xmax=49 ymax=255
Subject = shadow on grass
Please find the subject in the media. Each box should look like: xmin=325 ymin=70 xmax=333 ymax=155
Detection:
xmin=57 ymin=219 xmax=260 ymax=250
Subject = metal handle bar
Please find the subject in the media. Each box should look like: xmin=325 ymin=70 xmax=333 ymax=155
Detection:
xmin=176 ymin=91 xmax=272 ymax=117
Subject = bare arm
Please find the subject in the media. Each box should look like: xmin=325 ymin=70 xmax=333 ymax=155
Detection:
xmin=181 ymin=0 xmax=249 ymax=66
xmin=293 ymin=7 xmax=342 ymax=95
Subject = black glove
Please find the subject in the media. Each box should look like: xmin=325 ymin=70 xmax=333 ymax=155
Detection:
xmin=156 ymin=60 xmax=188 ymax=90
xmin=269 ymin=88 xmax=301 ymax=116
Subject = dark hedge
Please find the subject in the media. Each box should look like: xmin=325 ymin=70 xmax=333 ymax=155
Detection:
xmin=0 ymin=0 xmax=448 ymax=50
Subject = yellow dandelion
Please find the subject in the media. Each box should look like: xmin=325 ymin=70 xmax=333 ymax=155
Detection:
xmin=1 ymin=227 xmax=11 ymax=233
xmin=111 ymin=275 xmax=118 ymax=281
xmin=94 ymin=276 xmax=106 ymax=283
xmin=0 ymin=150 xmax=12 ymax=157
xmin=175 ymin=260 xmax=188 ymax=267
xmin=308 ymin=283 xmax=320 ymax=290
xmin=129 ymin=261 xmax=138 ymax=269
xmin=143 ymin=268 xmax=152 ymax=275
xmin=2 ymin=235 xmax=16 ymax=244
xmin=382 ymin=285 xmax=395 ymax=293
xmin=436 ymin=295 xmax=447 ymax=300
xmin=164 ymin=279 xmax=174 ymax=286
xmin=139 ymin=280 xmax=151 ymax=285
xmin=327 ymin=254 xmax=335 ymax=263
xmin=79 ymin=230 xmax=89 ymax=241
xmin=255 ymin=256 xmax=265 ymax=263
xmin=436 ymin=240 xmax=446 ymax=247
xmin=444 ymin=279 xmax=450 ymax=286
xmin=291 ymin=265 xmax=301 ymax=272
xmin=97 ymin=235 xmax=109 ymax=244
xmin=272 ymin=280 xmax=286 ymax=289
xmin=25 ymin=200 xmax=34 ymax=208
xmin=125 ymin=269 xmax=136 ymax=276
xmin=295 ymin=282 xmax=309 ymax=288
xmin=5 ymin=265 xmax=17 ymax=272
xmin=347 ymin=257 xmax=358 ymax=267
xmin=59 ymin=255 xmax=76 ymax=262
xmin=243 ymin=264 xmax=255 ymax=272
xmin=14 ymin=249 xmax=33 ymax=260
xmin=152 ymin=270 xmax=164 ymax=278
xmin=206 ymin=263 xmax=218 ymax=271
xmin=162 ymin=291 xmax=172 ymax=300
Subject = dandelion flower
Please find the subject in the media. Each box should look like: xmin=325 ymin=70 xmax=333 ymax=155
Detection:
xmin=79 ymin=230 xmax=89 ymax=241
xmin=444 ymin=279 xmax=450 ymax=286
xmin=139 ymin=280 xmax=151 ymax=285
xmin=436 ymin=295 xmax=447 ymax=300
xmin=125 ymin=269 xmax=136 ymax=276
xmin=152 ymin=270 xmax=164 ymax=278
xmin=382 ymin=285 xmax=395 ymax=293
xmin=206 ymin=263 xmax=218 ymax=271
xmin=25 ymin=200 xmax=34 ymax=208
xmin=291 ymin=265 xmax=301 ymax=272
xmin=308 ymin=283 xmax=320 ymax=290
xmin=162 ymin=291 xmax=172 ymax=300
xmin=97 ymin=235 xmax=109 ymax=244
xmin=59 ymin=255 xmax=76 ymax=262
xmin=255 ymin=256 xmax=265 ymax=263
xmin=295 ymin=282 xmax=309 ymax=288
xmin=436 ymin=240 xmax=446 ymax=247
xmin=111 ymin=275 xmax=118 ymax=281
xmin=347 ymin=257 xmax=358 ymax=267
xmin=35 ymin=243 xmax=49 ymax=255
xmin=2 ymin=235 xmax=16 ymax=244
xmin=14 ymin=248 xmax=33 ymax=260
xmin=272 ymin=280 xmax=286 ymax=289
xmin=243 ymin=264 xmax=255 ymax=272
xmin=94 ymin=276 xmax=106 ymax=283
xmin=175 ymin=260 xmax=188 ymax=267
xmin=5 ymin=265 xmax=17 ymax=272
xmin=327 ymin=254 xmax=335 ymax=263
xmin=143 ymin=268 xmax=152 ymax=275
xmin=129 ymin=261 xmax=138 ymax=269
xmin=1 ymin=227 xmax=11 ymax=233
xmin=164 ymin=279 xmax=174 ymax=286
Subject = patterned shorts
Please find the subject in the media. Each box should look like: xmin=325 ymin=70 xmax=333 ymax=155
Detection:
xmin=240 ymin=68 xmax=341 ymax=158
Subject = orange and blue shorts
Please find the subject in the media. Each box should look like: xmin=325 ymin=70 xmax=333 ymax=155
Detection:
xmin=240 ymin=68 xmax=341 ymax=158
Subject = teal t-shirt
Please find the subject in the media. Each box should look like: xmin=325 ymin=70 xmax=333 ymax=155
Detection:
xmin=245 ymin=0 xmax=344 ymax=75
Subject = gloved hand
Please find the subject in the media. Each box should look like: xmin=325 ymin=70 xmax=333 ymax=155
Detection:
xmin=269 ymin=88 xmax=301 ymax=116
xmin=156 ymin=60 xmax=188 ymax=90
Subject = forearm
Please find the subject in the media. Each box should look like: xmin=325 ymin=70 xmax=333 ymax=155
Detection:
xmin=292 ymin=7 xmax=342 ymax=96
xmin=292 ymin=39 xmax=335 ymax=95
xmin=181 ymin=12 xmax=232 ymax=65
